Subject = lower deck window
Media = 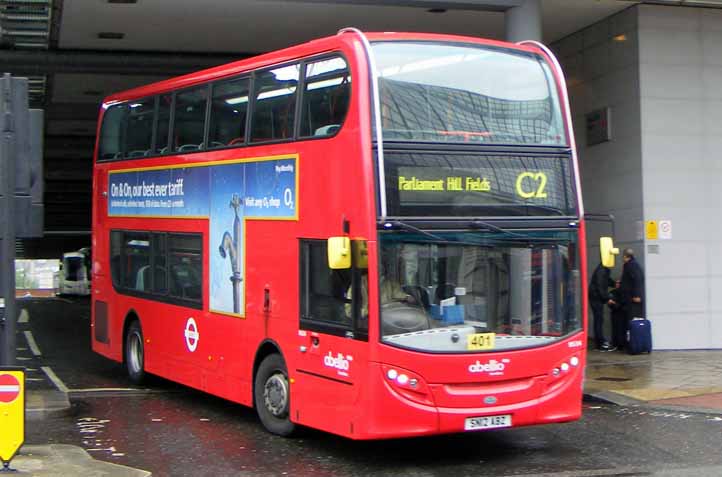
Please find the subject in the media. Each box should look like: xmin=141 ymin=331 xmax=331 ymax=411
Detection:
xmin=110 ymin=230 xmax=203 ymax=308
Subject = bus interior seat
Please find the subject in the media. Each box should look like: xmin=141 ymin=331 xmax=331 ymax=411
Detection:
xmin=135 ymin=265 xmax=151 ymax=292
xmin=127 ymin=150 xmax=147 ymax=158
xmin=178 ymin=144 xmax=200 ymax=152
xmin=314 ymin=124 xmax=340 ymax=136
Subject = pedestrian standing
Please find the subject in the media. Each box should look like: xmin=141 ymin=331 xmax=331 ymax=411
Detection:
xmin=620 ymin=248 xmax=645 ymax=321
xmin=588 ymin=262 xmax=615 ymax=351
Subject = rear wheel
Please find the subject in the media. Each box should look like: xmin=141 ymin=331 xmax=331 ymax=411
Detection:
xmin=254 ymin=354 xmax=295 ymax=436
xmin=125 ymin=320 xmax=145 ymax=384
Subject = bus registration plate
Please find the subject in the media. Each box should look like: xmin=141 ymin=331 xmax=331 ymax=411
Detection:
xmin=464 ymin=414 xmax=511 ymax=431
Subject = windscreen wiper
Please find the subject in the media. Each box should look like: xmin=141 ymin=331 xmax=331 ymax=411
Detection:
xmin=468 ymin=218 xmax=528 ymax=238
xmin=381 ymin=220 xmax=450 ymax=242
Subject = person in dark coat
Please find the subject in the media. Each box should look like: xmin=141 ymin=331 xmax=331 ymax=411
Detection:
xmin=588 ymin=262 xmax=614 ymax=351
xmin=620 ymin=248 xmax=645 ymax=321
xmin=608 ymin=279 xmax=627 ymax=351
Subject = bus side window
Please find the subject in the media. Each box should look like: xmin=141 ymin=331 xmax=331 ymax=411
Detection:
xmin=124 ymin=98 xmax=155 ymax=158
xmin=300 ymin=56 xmax=350 ymax=138
xmin=98 ymin=104 xmax=128 ymax=160
xmin=110 ymin=231 xmax=122 ymax=287
xmin=250 ymin=63 xmax=299 ymax=143
xmin=209 ymin=76 xmax=250 ymax=148
xmin=168 ymin=234 xmax=202 ymax=302
xmin=300 ymin=240 xmax=368 ymax=340
xmin=154 ymin=94 xmax=172 ymax=154
xmin=173 ymin=86 xmax=208 ymax=152
xmin=153 ymin=233 xmax=168 ymax=294
xmin=122 ymin=233 xmax=151 ymax=290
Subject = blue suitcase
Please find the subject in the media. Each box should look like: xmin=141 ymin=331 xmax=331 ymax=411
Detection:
xmin=627 ymin=318 xmax=652 ymax=355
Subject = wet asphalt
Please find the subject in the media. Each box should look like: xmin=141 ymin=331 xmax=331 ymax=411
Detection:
xmin=18 ymin=297 xmax=722 ymax=477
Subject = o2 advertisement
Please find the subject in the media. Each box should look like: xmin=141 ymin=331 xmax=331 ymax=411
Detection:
xmin=108 ymin=155 xmax=298 ymax=316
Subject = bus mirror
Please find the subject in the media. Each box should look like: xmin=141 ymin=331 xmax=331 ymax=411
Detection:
xmin=353 ymin=240 xmax=368 ymax=269
xmin=328 ymin=237 xmax=351 ymax=269
xmin=600 ymin=237 xmax=619 ymax=268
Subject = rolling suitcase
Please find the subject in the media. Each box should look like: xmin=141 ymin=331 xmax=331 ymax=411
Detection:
xmin=627 ymin=318 xmax=652 ymax=355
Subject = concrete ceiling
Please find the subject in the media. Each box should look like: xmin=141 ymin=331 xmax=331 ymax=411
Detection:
xmin=58 ymin=0 xmax=637 ymax=54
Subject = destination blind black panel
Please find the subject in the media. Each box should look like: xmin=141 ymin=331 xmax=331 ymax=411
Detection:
xmin=382 ymin=151 xmax=576 ymax=217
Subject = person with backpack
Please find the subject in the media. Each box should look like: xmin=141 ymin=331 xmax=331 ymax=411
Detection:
xmin=588 ymin=262 xmax=615 ymax=351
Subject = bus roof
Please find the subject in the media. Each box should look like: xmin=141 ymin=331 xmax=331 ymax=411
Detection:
xmin=102 ymin=30 xmax=546 ymax=105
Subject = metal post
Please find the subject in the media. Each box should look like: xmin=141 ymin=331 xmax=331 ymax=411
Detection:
xmin=0 ymin=74 xmax=18 ymax=366
xmin=505 ymin=0 xmax=542 ymax=43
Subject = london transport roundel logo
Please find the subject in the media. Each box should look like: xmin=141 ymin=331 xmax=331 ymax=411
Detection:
xmin=184 ymin=317 xmax=199 ymax=352
xmin=0 ymin=373 xmax=21 ymax=403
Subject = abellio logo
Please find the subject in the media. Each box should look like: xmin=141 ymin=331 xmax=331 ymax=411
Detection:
xmin=468 ymin=359 xmax=507 ymax=374
xmin=323 ymin=352 xmax=350 ymax=371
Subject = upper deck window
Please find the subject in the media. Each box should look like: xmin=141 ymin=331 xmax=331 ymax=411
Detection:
xmin=250 ymin=64 xmax=300 ymax=142
xmin=371 ymin=41 xmax=566 ymax=146
xmin=125 ymin=98 xmax=155 ymax=158
xmin=98 ymin=103 xmax=127 ymax=160
xmin=299 ymin=56 xmax=350 ymax=138
xmin=209 ymin=77 xmax=250 ymax=148
xmin=173 ymin=86 xmax=208 ymax=152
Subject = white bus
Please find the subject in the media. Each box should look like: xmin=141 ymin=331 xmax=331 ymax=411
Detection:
xmin=55 ymin=249 xmax=91 ymax=296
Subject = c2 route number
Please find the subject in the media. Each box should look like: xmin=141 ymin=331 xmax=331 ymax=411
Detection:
xmin=515 ymin=172 xmax=548 ymax=199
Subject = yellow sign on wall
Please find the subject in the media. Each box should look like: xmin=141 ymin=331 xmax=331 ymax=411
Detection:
xmin=0 ymin=368 xmax=25 ymax=464
xmin=646 ymin=220 xmax=658 ymax=240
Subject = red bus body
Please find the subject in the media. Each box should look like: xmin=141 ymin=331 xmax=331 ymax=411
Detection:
xmin=91 ymin=31 xmax=588 ymax=439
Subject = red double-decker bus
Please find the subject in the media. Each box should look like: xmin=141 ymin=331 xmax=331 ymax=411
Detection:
xmin=91 ymin=29 xmax=589 ymax=439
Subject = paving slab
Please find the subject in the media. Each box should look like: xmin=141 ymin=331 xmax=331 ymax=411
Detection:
xmin=7 ymin=445 xmax=151 ymax=476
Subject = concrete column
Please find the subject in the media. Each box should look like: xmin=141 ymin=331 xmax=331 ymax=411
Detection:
xmin=505 ymin=0 xmax=542 ymax=43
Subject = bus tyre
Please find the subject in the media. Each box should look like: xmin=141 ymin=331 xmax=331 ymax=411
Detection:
xmin=254 ymin=354 xmax=295 ymax=437
xmin=125 ymin=320 xmax=146 ymax=385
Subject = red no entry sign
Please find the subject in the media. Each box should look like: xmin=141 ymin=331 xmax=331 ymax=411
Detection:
xmin=0 ymin=373 xmax=21 ymax=403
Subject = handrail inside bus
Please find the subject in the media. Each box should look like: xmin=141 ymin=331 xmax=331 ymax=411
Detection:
xmin=518 ymin=40 xmax=584 ymax=218
xmin=337 ymin=27 xmax=388 ymax=218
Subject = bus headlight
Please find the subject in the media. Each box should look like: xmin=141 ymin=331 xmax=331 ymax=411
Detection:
xmin=381 ymin=365 xmax=434 ymax=406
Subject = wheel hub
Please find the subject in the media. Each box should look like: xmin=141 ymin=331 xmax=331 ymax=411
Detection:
xmin=129 ymin=333 xmax=143 ymax=373
xmin=264 ymin=372 xmax=289 ymax=417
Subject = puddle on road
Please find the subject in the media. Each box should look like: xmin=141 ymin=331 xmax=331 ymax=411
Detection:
xmin=76 ymin=416 xmax=126 ymax=457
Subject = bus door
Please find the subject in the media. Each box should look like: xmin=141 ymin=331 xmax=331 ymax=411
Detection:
xmin=295 ymin=239 xmax=368 ymax=434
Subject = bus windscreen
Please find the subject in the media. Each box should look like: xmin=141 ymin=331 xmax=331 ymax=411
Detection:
xmin=372 ymin=41 xmax=567 ymax=146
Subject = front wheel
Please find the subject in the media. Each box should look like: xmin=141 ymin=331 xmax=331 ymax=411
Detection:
xmin=125 ymin=320 xmax=145 ymax=384
xmin=254 ymin=354 xmax=296 ymax=436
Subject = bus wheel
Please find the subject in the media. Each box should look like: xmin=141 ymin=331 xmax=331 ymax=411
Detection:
xmin=125 ymin=320 xmax=145 ymax=384
xmin=254 ymin=354 xmax=295 ymax=436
